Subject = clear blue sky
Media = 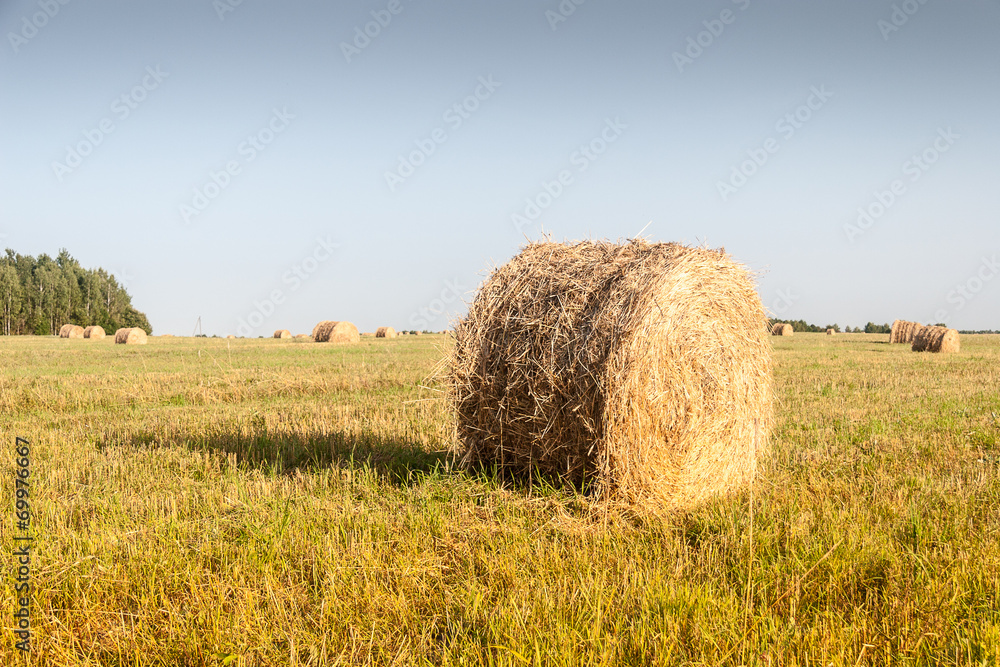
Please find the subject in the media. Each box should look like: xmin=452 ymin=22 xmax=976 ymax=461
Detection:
xmin=2 ymin=0 xmax=998 ymax=334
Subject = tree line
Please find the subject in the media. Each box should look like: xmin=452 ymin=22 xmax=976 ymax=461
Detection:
xmin=770 ymin=319 xmax=1000 ymax=334
xmin=0 ymin=249 xmax=151 ymax=336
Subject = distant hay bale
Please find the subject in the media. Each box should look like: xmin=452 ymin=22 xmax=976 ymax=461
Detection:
xmin=449 ymin=239 xmax=773 ymax=510
xmin=226 ymin=335 xmax=236 ymax=339
xmin=114 ymin=328 xmax=147 ymax=345
xmin=375 ymin=326 xmax=396 ymax=338
xmin=295 ymin=334 xmax=311 ymax=339
xmin=412 ymin=331 xmax=422 ymax=336
xmin=83 ymin=326 xmax=106 ymax=340
xmin=771 ymin=323 xmax=794 ymax=336
xmin=826 ymin=329 xmax=835 ymax=336
xmin=62 ymin=325 xmax=85 ymax=339
xmin=58 ymin=324 xmax=73 ymax=337
xmin=274 ymin=329 xmax=292 ymax=339
xmin=890 ymin=319 xmax=922 ymax=344
xmin=314 ymin=321 xmax=360 ymax=344
xmin=911 ymin=325 xmax=960 ymax=353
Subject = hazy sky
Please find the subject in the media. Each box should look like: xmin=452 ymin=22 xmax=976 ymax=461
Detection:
xmin=2 ymin=0 xmax=998 ymax=334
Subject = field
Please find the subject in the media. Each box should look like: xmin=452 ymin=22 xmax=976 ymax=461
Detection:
xmin=2 ymin=332 xmax=999 ymax=666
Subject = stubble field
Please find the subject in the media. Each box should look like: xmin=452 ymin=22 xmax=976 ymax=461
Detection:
xmin=1 ymin=332 xmax=999 ymax=666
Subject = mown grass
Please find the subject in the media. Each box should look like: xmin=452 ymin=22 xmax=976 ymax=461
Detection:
xmin=1 ymin=333 xmax=999 ymax=666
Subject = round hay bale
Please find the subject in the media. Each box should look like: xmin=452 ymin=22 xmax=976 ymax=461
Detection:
xmin=58 ymin=324 xmax=73 ymax=338
xmin=114 ymin=328 xmax=147 ymax=345
xmin=375 ymin=326 xmax=396 ymax=338
xmin=311 ymin=321 xmax=332 ymax=340
xmin=771 ymin=322 xmax=794 ymax=336
xmin=83 ymin=325 xmax=106 ymax=340
xmin=826 ymin=328 xmax=835 ymax=336
xmin=63 ymin=325 xmax=85 ymax=339
xmin=274 ymin=329 xmax=292 ymax=339
xmin=294 ymin=334 xmax=311 ymax=339
xmin=911 ymin=325 xmax=960 ymax=353
xmin=890 ymin=319 xmax=921 ymax=344
xmin=226 ymin=335 xmax=236 ymax=339
xmin=449 ymin=239 xmax=773 ymax=510
xmin=315 ymin=321 xmax=359 ymax=344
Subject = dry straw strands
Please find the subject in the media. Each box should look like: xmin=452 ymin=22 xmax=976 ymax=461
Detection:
xmin=114 ymin=328 xmax=147 ymax=345
xmin=60 ymin=325 xmax=85 ymax=339
xmin=771 ymin=323 xmax=794 ymax=336
xmin=449 ymin=239 xmax=773 ymax=511
xmin=375 ymin=326 xmax=396 ymax=338
xmin=313 ymin=321 xmax=360 ymax=344
xmin=911 ymin=325 xmax=960 ymax=353
xmin=890 ymin=319 xmax=922 ymax=344
xmin=274 ymin=330 xmax=292 ymax=339
xmin=83 ymin=326 xmax=106 ymax=340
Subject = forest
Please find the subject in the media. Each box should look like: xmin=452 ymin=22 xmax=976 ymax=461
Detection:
xmin=0 ymin=249 xmax=151 ymax=336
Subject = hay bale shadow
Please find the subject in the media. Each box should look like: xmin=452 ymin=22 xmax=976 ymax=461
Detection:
xmin=109 ymin=426 xmax=448 ymax=488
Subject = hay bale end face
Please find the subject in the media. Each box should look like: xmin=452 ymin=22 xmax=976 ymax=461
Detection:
xmin=313 ymin=321 xmax=360 ymax=344
xmin=114 ymin=328 xmax=147 ymax=345
xmin=83 ymin=326 xmax=106 ymax=340
xmin=912 ymin=325 xmax=960 ymax=353
xmin=771 ymin=322 xmax=794 ymax=336
xmin=890 ymin=319 xmax=922 ymax=344
xmin=58 ymin=324 xmax=73 ymax=337
xmin=449 ymin=239 xmax=773 ymax=510
xmin=274 ymin=329 xmax=292 ymax=339
xmin=375 ymin=326 xmax=396 ymax=338
xmin=63 ymin=325 xmax=85 ymax=339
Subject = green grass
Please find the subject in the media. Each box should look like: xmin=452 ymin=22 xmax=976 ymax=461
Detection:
xmin=2 ymin=333 xmax=999 ymax=665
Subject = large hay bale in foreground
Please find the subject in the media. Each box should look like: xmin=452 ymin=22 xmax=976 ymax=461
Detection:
xmin=114 ymin=328 xmax=147 ymax=345
xmin=890 ymin=319 xmax=922 ymax=344
xmin=83 ymin=326 xmax=106 ymax=340
xmin=771 ymin=322 xmax=793 ymax=336
xmin=911 ymin=325 xmax=960 ymax=353
xmin=450 ymin=239 xmax=773 ymax=510
xmin=375 ymin=326 xmax=396 ymax=338
xmin=314 ymin=321 xmax=360 ymax=344
xmin=274 ymin=329 xmax=292 ymax=339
